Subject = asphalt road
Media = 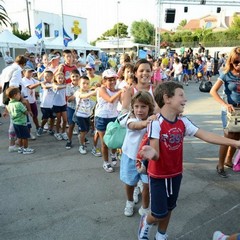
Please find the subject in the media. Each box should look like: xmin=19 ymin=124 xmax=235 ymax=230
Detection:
xmin=0 ymin=77 xmax=239 ymax=240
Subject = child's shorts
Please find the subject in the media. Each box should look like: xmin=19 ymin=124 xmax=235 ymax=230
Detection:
xmin=150 ymin=174 xmax=182 ymax=219
xmin=13 ymin=124 xmax=30 ymax=139
xmin=95 ymin=116 xmax=116 ymax=132
xmin=76 ymin=116 xmax=90 ymax=132
xmin=120 ymin=153 xmax=148 ymax=186
xmin=52 ymin=105 xmax=67 ymax=113
xmin=67 ymin=106 xmax=75 ymax=125
xmin=41 ymin=107 xmax=55 ymax=120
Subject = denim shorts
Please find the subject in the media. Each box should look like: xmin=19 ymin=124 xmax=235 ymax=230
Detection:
xmin=150 ymin=174 xmax=182 ymax=219
xmin=221 ymin=110 xmax=227 ymax=129
xmin=76 ymin=116 xmax=90 ymax=132
xmin=67 ymin=107 xmax=75 ymax=125
xmin=95 ymin=116 xmax=117 ymax=132
xmin=120 ymin=153 xmax=148 ymax=186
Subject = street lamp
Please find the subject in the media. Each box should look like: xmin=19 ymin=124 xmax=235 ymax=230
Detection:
xmin=117 ymin=1 xmax=120 ymax=55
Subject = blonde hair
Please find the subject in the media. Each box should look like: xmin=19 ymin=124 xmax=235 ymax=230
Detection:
xmin=224 ymin=47 xmax=240 ymax=73
xmin=54 ymin=72 xmax=65 ymax=84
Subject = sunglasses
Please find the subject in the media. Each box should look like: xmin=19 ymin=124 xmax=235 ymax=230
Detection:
xmin=233 ymin=60 xmax=240 ymax=65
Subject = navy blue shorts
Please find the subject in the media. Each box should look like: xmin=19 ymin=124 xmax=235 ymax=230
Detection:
xmin=76 ymin=116 xmax=90 ymax=132
xmin=150 ymin=174 xmax=182 ymax=219
xmin=52 ymin=105 xmax=67 ymax=113
xmin=41 ymin=107 xmax=55 ymax=120
xmin=95 ymin=116 xmax=117 ymax=132
xmin=13 ymin=124 xmax=30 ymax=139
xmin=67 ymin=106 xmax=75 ymax=125
xmin=30 ymin=102 xmax=38 ymax=118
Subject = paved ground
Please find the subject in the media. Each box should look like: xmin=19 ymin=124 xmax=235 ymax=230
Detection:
xmin=0 ymin=77 xmax=239 ymax=240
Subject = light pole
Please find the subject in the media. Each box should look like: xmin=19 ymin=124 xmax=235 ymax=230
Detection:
xmin=117 ymin=1 xmax=120 ymax=55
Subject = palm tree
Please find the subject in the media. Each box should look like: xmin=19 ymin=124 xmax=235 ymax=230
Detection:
xmin=0 ymin=0 xmax=11 ymax=27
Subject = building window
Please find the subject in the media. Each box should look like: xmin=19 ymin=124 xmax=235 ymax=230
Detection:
xmin=44 ymin=22 xmax=50 ymax=37
xmin=205 ymin=21 xmax=212 ymax=29
xmin=12 ymin=22 xmax=19 ymax=32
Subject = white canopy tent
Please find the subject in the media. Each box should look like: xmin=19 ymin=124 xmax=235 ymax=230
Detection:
xmin=68 ymin=36 xmax=99 ymax=51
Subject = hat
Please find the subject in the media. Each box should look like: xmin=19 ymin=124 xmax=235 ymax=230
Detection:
xmin=102 ymin=69 xmax=118 ymax=79
xmin=85 ymin=63 xmax=95 ymax=69
xmin=23 ymin=66 xmax=35 ymax=71
xmin=48 ymin=54 xmax=60 ymax=62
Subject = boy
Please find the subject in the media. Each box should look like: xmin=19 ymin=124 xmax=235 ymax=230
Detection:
xmin=65 ymin=69 xmax=80 ymax=149
xmin=37 ymin=70 xmax=55 ymax=136
xmin=6 ymin=87 xmax=34 ymax=154
xmin=137 ymin=81 xmax=240 ymax=240
xmin=58 ymin=49 xmax=77 ymax=84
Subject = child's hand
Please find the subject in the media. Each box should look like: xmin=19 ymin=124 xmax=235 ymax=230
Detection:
xmin=139 ymin=145 xmax=157 ymax=160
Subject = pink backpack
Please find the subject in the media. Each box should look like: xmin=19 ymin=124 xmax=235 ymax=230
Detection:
xmin=233 ymin=150 xmax=240 ymax=172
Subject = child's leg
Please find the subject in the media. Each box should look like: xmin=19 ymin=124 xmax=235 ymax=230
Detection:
xmin=49 ymin=118 xmax=55 ymax=131
xmin=98 ymin=130 xmax=108 ymax=161
xmin=61 ymin=111 xmax=67 ymax=133
xmin=93 ymin=130 xmax=99 ymax=148
xmin=142 ymin=182 xmax=150 ymax=210
xmin=67 ymin=123 xmax=75 ymax=141
xmin=22 ymin=138 xmax=28 ymax=148
xmin=55 ymin=113 xmax=61 ymax=133
xmin=40 ymin=118 xmax=48 ymax=128
xmin=79 ymin=131 xmax=87 ymax=146
xmin=125 ymin=184 xmax=134 ymax=202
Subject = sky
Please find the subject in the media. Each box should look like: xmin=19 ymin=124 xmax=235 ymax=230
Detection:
xmin=4 ymin=0 xmax=238 ymax=42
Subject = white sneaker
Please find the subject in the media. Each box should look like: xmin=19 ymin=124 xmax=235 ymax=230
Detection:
xmin=91 ymin=147 xmax=102 ymax=157
xmin=138 ymin=206 xmax=150 ymax=216
xmin=8 ymin=145 xmax=19 ymax=152
xmin=23 ymin=148 xmax=35 ymax=154
xmin=73 ymin=129 xmax=78 ymax=135
xmin=110 ymin=153 xmax=118 ymax=166
xmin=138 ymin=214 xmax=152 ymax=240
xmin=212 ymin=231 xmax=229 ymax=240
xmin=155 ymin=232 xmax=168 ymax=240
xmin=61 ymin=132 xmax=68 ymax=141
xmin=133 ymin=186 xmax=140 ymax=203
xmin=30 ymin=133 xmax=36 ymax=140
xmin=124 ymin=200 xmax=134 ymax=217
xmin=103 ymin=161 xmax=114 ymax=173
xmin=54 ymin=133 xmax=63 ymax=141
xmin=79 ymin=145 xmax=87 ymax=154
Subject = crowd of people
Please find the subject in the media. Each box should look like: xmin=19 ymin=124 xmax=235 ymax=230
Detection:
xmin=0 ymin=46 xmax=239 ymax=240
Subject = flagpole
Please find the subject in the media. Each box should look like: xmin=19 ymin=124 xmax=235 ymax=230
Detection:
xmin=61 ymin=0 xmax=64 ymax=47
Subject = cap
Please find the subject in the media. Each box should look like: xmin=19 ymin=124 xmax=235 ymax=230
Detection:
xmin=85 ymin=63 xmax=95 ymax=69
xmin=23 ymin=66 xmax=35 ymax=71
xmin=48 ymin=54 xmax=60 ymax=62
xmin=102 ymin=69 xmax=118 ymax=79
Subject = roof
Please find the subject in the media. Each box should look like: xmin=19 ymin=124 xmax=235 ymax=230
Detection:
xmin=183 ymin=19 xmax=201 ymax=30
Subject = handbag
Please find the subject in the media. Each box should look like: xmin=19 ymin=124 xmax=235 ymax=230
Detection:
xmin=226 ymin=107 xmax=240 ymax=132
xmin=103 ymin=111 xmax=130 ymax=149
xmin=233 ymin=149 xmax=240 ymax=172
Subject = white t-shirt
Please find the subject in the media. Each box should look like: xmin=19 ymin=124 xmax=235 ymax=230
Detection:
xmin=173 ymin=63 xmax=183 ymax=76
xmin=21 ymin=77 xmax=39 ymax=104
xmin=74 ymin=91 xmax=93 ymax=118
xmin=52 ymin=88 xmax=66 ymax=107
xmin=40 ymin=83 xmax=55 ymax=108
xmin=122 ymin=118 xmax=147 ymax=160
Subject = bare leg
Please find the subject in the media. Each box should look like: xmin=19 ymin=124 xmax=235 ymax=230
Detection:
xmin=142 ymin=183 xmax=149 ymax=209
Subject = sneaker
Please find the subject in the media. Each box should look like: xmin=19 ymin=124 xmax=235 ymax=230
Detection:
xmin=103 ymin=161 xmax=114 ymax=173
xmin=65 ymin=140 xmax=72 ymax=149
xmin=30 ymin=133 xmax=36 ymax=140
xmin=43 ymin=123 xmax=49 ymax=130
xmin=85 ymin=138 xmax=90 ymax=144
xmin=216 ymin=166 xmax=228 ymax=178
xmin=48 ymin=129 xmax=55 ymax=135
xmin=73 ymin=129 xmax=78 ymax=135
xmin=212 ymin=231 xmax=229 ymax=240
xmin=36 ymin=127 xmax=43 ymax=136
xmin=8 ymin=145 xmax=19 ymax=152
xmin=91 ymin=147 xmax=102 ymax=157
xmin=61 ymin=132 xmax=68 ymax=141
xmin=54 ymin=133 xmax=63 ymax=141
xmin=18 ymin=147 xmax=23 ymax=154
xmin=79 ymin=145 xmax=87 ymax=154
xmin=139 ymin=206 xmax=150 ymax=216
xmin=111 ymin=153 xmax=118 ymax=166
xmin=23 ymin=148 xmax=34 ymax=154
xmin=133 ymin=186 xmax=140 ymax=203
xmin=124 ymin=200 xmax=134 ymax=217
xmin=154 ymin=232 xmax=168 ymax=240
xmin=138 ymin=214 xmax=152 ymax=240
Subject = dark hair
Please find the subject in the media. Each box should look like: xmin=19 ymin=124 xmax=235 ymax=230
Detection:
xmin=6 ymin=87 xmax=20 ymax=98
xmin=131 ymin=91 xmax=154 ymax=116
xmin=120 ymin=63 xmax=134 ymax=80
xmin=70 ymin=69 xmax=80 ymax=75
xmin=154 ymin=81 xmax=183 ymax=108
xmin=133 ymin=59 xmax=152 ymax=83
xmin=44 ymin=70 xmax=54 ymax=76
xmin=63 ymin=49 xmax=72 ymax=55
xmin=80 ymin=75 xmax=89 ymax=81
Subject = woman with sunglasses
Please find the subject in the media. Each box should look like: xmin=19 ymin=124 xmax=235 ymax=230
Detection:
xmin=210 ymin=47 xmax=240 ymax=177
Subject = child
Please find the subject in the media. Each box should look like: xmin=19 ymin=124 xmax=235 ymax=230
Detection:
xmin=21 ymin=66 xmax=41 ymax=136
xmin=152 ymin=59 xmax=162 ymax=87
xmin=206 ymin=56 xmax=214 ymax=81
xmin=120 ymin=91 xmax=155 ymax=217
xmin=95 ymin=69 xmax=124 ymax=172
xmin=138 ymin=81 xmax=240 ymax=240
xmin=58 ymin=49 xmax=77 ymax=84
xmin=213 ymin=231 xmax=240 ymax=240
xmin=37 ymin=70 xmax=55 ymax=136
xmin=74 ymin=75 xmax=97 ymax=154
xmin=6 ymin=87 xmax=34 ymax=154
xmin=52 ymin=72 xmax=68 ymax=141
xmin=65 ymin=69 xmax=80 ymax=149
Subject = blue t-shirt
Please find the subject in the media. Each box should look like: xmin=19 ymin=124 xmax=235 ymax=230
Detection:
xmin=220 ymin=71 xmax=240 ymax=105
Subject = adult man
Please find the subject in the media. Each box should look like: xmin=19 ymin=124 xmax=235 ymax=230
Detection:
xmin=86 ymin=50 xmax=96 ymax=66
xmin=4 ymin=51 xmax=14 ymax=66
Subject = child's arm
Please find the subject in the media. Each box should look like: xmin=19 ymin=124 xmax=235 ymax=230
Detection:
xmin=128 ymin=115 xmax=157 ymax=130
xmin=41 ymin=82 xmax=52 ymax=89
xmin=79 ymin=89 xmax=97 ymax=99
xmin=139 ymin=138 xmax=159 ymax=161
xmin=27 ymin=81 xmax=41 ymax=90
xmin=99 ymin=87 xmax=123 ymax=103
xmin=53 ymin=84 xmax=66 ymax=90
xmin=195 ymin=129 xmax=240 ymax=148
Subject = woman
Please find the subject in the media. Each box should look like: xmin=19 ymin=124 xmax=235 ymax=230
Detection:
xmin=210 ymin=47 xmax=240 ymax=177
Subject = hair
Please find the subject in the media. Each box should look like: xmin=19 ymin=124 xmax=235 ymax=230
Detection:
xmin=133 ymin=59 xmax=152 ymax=83
xmin=224 ymin=47 xmax=240 ymax=73
xmin=131 ymin=91 xmax=154 ymax=117
xmin=63 ymin=49 xmax=72 ymax=56
xmin=120 ymin=63 xmax=134 ymax=80
xmin=53 ymin=50 xmax=62 ymax=57
xmin=120 ymin=53 xmax=131 ymax=63
xmin=154 ymin=81 xmax=183 ymax=108
xmin=72 ymin=49 xmax=78 ymax=55
xmin=6 ymin=87 xmax=20 ymax=98
xmin=54 ymin=72 xmax=65 ymax=83
xmin=44 ymin=70 xmax=54 ymax=76
xmin=70 ymin=69 xmax=80 ymax=75
xmin=15 ymin=55 xmax=27 ymax=65
xmin=174 ymin=57 xmax=180 ymax=63
xmin=80 ymin=75 xmax=89 ymax=81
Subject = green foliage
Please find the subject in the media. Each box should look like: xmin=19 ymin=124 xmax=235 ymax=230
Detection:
xmin=177 ymin=19 xmax=187 ymax=30
xmin=230 ymin=13 xmax=240 ymax=30
xmin=13 ymin=29 xmax=30 ymax=40
xmin=102 ymin=22 xmax=128 ymax=38
xmin=0 ymin=0 xmax=11 ymax=26
xmin=131 ymin=20 xmax=155 ymax=44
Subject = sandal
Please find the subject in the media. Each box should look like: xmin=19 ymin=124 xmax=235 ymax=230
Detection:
xmin=224 ymin=163 xmax=233 ymax=168
xmin=216 ymin=166 xmax=228 ymax=178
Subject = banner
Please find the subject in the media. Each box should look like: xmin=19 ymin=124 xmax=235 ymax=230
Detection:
xmin=63 ymin=28 xmax=72 ymax=47
xmin=35 ymin=22 xmax=42 ymax=39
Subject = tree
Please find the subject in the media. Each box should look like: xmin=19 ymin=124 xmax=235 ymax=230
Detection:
xmin=177 ymin=19 xmax=187 ymax=30
xmin=0 ymin=0 xmax=11 ymax=26
xmin=131 ymin=20 xmax=155 ymax=44
xmin=230 ymin=13 xmax=240 ymax=30
xmin=102 ymin=23 xmax=128 ymax=38
xmin=13 ymin=29 xmax=30 ymax=40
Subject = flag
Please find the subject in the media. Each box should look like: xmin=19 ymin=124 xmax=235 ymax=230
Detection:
xmin=63 ymin=27 xmax=72 ymax=47
xmin=35 ymin=22 xmax=42 ymax=39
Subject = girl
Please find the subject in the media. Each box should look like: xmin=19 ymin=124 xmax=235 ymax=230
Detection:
xmin=169 ymin=57 xmax=183 ymax=82
xmin=95 ymin=69 xmax=125 ymax=173
xmin=120 ymin=91 xmax=155 ymax=217
xmin=52 ymin=72 xmax=68 ymax=141
xmin=152 ymin=59 xmax=162 ymax=87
